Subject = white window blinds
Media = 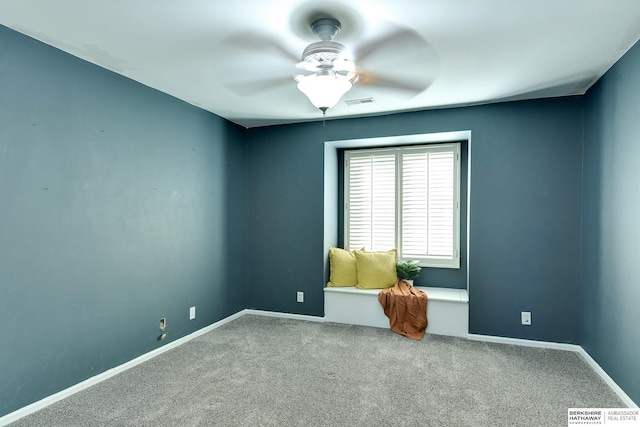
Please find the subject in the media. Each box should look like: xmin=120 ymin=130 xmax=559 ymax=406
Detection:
xmin=345 ymin=143 xmax=460 ymax=268
xmin=346 ymin=152 xmax=396 ymax=252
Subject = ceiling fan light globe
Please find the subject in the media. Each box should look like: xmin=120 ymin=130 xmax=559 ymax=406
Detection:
xmin=297 ymin=73 xmax=352 ymax=111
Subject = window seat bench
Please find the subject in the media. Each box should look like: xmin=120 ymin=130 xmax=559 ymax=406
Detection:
xmin=323 ymin=286 xmax=469 ymax=337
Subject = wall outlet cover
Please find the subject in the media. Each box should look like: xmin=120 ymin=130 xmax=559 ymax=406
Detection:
xmin=189 ymin=306 xmax=196 ymax=320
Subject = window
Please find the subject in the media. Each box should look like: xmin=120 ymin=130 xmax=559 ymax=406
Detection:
xmin=344 ymin=143 xmax=460 ymax=268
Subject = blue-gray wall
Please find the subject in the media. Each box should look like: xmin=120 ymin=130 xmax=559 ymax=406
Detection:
xmin=246 ymin=97 xmax=584 ymax=344
xmin=582 ymin=40 xmax=640 ymax=404
xmin=0 ymin=26 xmax=247 ymax=416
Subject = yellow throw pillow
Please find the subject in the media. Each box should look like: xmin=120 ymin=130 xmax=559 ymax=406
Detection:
xmin=327 ymin=247 xmax=360 ymax=287
xmin=355 ymin=249 xmax=398 ymax=289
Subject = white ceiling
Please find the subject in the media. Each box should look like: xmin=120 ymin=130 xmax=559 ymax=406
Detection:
xmin=1 ymin=1 xmax=640 ymax=128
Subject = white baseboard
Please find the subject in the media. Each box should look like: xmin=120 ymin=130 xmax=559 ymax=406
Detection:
xmin=576 ymin=347 xmax=638 ymax=408
xmin=244 ymin=309 xmax=325 ymax=323
xmin=467 ymin=334 xmax=637 ymax=408
xmin=0 ymin=310 xmax=246 ymax=427
xmin=467 ymin=333 xmax=581 ymax=351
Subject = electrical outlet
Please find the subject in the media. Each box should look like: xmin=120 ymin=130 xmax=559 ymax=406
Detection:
xmin=189 ymin=306 xmax=196 ymax=320
xmin=297 ymin=291 xmax=304 ymax=303
xmin=521 ymin=311 xmax=531 ymax=325
xmin=159 ymin=317 xmax=166 ymax=329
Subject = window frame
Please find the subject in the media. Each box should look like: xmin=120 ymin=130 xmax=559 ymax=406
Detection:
xmin=344 ymin=142 xmax=461 ymax=269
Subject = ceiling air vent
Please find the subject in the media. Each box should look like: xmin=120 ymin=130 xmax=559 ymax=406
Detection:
xmin=344 ymin=97 xmax=375 ymax=106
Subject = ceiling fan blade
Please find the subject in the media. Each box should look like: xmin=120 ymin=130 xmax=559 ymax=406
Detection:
xmin=295 ymin=61 xmax=317 ymax=72
xmin=348 ymin=23 xmax=439 ymax=96
xmin=355 ymin=27 xmax=425 ymax=64
xmin=354 ymin=24 xmax=439 ymax=80
xmin=217 ymin=32 xmax=301 ymax=96
xmin=354 ymin=70 xmax=435 ymax=94
xmin=225 ymin=76 xmax=295 ymax=97
xmin=222 ymin=32 xmax=300 ymax=64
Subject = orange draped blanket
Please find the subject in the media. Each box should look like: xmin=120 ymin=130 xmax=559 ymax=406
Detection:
xmin=378 ymin=279 xmax=428 ymax=340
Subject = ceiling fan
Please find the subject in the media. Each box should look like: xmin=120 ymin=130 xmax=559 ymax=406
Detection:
xmin=221 ymin=12 xmax=439 ymax=116
xmin=294 ymin=17 xmax=357 ymax=114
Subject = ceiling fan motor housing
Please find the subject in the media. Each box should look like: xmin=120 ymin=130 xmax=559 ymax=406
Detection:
xmin=302 ymin=41 xmax=350 ymax=66
xmin=301 ymin=18 xmax=353 ymax=70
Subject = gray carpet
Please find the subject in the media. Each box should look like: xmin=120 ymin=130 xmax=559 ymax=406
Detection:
xmin=10 ymin=315 xmax=623 ymax=426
